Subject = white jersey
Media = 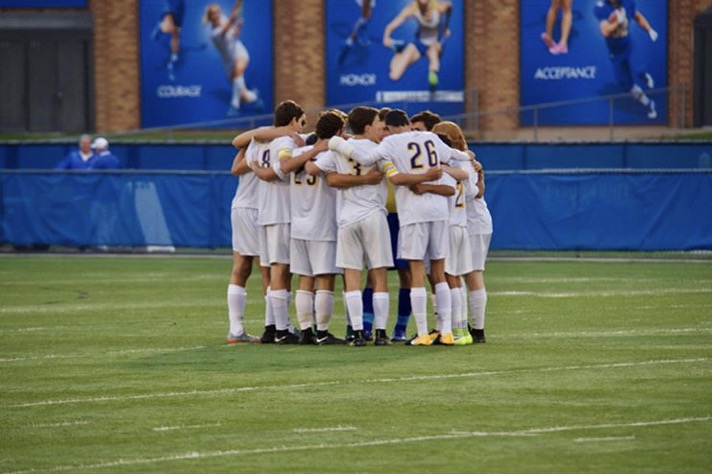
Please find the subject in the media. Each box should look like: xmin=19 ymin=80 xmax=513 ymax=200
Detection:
xmin=290 ymin=145 xmax=338 ymax=241
xmin=231 ymin=168 xmax=259 ymax=210
xmin=464 ymin=164 xmax=493 ymax=235
xmin=314 ymin=139 xmax=388 ymax=227
xmin=250 ymin=136 xmax=294 ymax=226
xmin=447 ymin=162 xmax=468 ymax=228
xmin=370 ymin=130 xmax=455 ymax=226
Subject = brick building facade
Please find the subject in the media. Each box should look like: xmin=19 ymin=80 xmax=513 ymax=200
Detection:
xmin=5 ymin=0 xmax=711 ymax=134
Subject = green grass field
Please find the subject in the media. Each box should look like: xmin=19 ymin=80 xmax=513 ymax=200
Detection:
xmin=1 ymin=254 xmax=711 ymax=473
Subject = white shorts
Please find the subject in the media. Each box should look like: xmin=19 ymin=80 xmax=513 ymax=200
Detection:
xmin=398 ymin=221 xmax=449 ymax=261
xmin=259 ymin=223 xmax=290 ymax=267
xmin=336 ymin=213 xmax=393 ymax=270
xmin=470 ymin=232 xmax=492 ymax=271
xmin=290 ymin=239 xmax=339 ymax=276
xmin=231 ymin=207 xmax=259 ymax=256
xmin=446 ymin=226 xmax=475 ymax=276
xmin=224 ymin=40 xmax=250 ymax=77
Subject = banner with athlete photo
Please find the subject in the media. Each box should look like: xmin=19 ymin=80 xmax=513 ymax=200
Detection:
xmin=325 ymin=0 xmax=464 ymax=118
xmin=139 ymin=0 xmax=273 ymax=128
xmin=520 ymin=0 xmax=668 ymax=125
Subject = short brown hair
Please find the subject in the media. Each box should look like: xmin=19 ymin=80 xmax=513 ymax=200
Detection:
xmin=274 ymin=100 xmax=304 ymax=127
xmin=347 ymin=106 xmax=380 ymax=135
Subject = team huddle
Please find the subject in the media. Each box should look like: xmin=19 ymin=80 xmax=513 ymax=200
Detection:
xmin=225 ymin=100 xmax=492 ymax=347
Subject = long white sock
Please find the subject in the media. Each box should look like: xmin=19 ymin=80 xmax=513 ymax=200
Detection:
xmin=434 ymin=282 xmax=452 ymax=334
xmin=373 ymin=292 xmax=390 ymax=330
xmin=231 ymin=76 xmax=245 ymax=109
xmin=450 ymin=287 xmax=463 ymax=332
xmin=264 ymin=288 xmax=275 ymax=326
xmin=270 ymin=289 xmax=290 ymax=331
xmin=470 ymin=288 xmax=487 ymax=330
xmin=295 ymin=290 xmax=314 ymax=330
xmin=315 ymin=290 xmax=334 ymax=331
xmin=227 ymin=284 xmax=246 ymax=335
xmin=410 ymin=287 xmax=428 ymax=336
xmin=345 ymin=290 xmax=363 ymax=331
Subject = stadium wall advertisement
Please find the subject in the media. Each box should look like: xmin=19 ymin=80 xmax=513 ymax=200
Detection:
xmin=2 ymin=171 xmax=711 ymax=251
xmin=139 ymin=0 xmax=273 ymax=128
xmin=520 ymin=0 xmax=668 ymax=126
xmin=325 ymin=0 xmax=464 ymax=117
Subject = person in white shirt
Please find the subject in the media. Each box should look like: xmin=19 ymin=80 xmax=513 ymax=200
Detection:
xmin=432 ymin=121 xmax=480 ymax=345
xmin=223 ymin=124 xmax=305 ymax=345
xmin=328 ymin=108 xmax=466 ymax=346
xmin=308 ymin=106 xmax=441 ymax=346
xmin=249 ymin=100 xmax=308 ymax=344
xmin=278 ymin=111 xmax=346 ymax=345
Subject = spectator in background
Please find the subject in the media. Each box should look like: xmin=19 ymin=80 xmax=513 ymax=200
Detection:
xmin=91 ymin=137 xmax=121 ymax=170
xmin=56 ymin=134 xmax=95 ymax=170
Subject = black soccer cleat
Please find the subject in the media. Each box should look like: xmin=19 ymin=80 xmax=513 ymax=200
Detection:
xmin=275 ymin=330 xmax=299 ymax=344
xmin=374 ymin=329 xmax=392 ymax=346
xmin=260 ymin=324 xmax=276 ymax=344
xmin=298 ymin=327 xmax=317 ymax=345
xmin=315 ymin=331 xmax=346 ymax=345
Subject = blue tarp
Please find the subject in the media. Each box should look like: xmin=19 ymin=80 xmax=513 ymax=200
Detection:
xmin=1 ymin=170 xmax=711 ymax=251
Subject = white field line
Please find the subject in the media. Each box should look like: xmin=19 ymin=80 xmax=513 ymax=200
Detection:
xmin=574 ymin=436 xmax=636 ymax=442
xmin=490 ymin=287 xmax=712 ymax=298
xmin=0 ymin=346 xmax=207 ymax=363
xmin=6 ymin=417 xmax=710 ymax=474
xmin=153 ymin=423 xmax=221 ymax=432
xmin=293 ymin=426 xmax=357 ymax=433
xmin=31 ymin=420 xmax=91 ymax=429
xmin=11 ymin=357 xmax=709 ymax=408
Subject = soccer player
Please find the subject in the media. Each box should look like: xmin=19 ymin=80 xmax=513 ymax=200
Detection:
xmin=329 ymin=109 xmax=473 ymax=346
xmin=308 ymin=106 xmax=441 ymax=346
xmin=432 ymin=121 xmax=479 ymax=345
xmin=226 ymin=124 xmax=305 ymax=344
xmin=383 ymin=0 xmax=452 ymax=92
xmin=203 ymin=0 xmax=262 ymax=116
xmin=249 ymin=100 xmax=308 ymax=344
xmin=225 ymin=146 xmax=262 ymax=344
xmin=594 ymin=0 xmax=659 ymax=119
xmin=280 ymin=111 xmax=346 ymax=345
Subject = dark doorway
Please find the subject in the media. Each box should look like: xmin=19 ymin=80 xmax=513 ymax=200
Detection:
xmin=0 ymin=12 xmax=94 ymax=132
xmin=694 ymin=7 xmax=712 ymax=127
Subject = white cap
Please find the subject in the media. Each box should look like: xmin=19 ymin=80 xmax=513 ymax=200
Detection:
xmin=92 ymin=137 xmax=109 ymax=149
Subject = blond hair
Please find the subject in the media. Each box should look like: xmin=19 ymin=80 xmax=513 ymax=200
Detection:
xmin=432 ymin=121 xmax=467 ymax=151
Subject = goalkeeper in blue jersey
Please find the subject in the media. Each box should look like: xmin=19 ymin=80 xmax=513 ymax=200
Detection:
xmin=594 ymin=0 xmax=659 ymax=119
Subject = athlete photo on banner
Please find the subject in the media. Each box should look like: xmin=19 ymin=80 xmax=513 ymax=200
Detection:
xmin=520 ymin=0 xmax=668 ymax=126
xmin=139 ymin=0 xmax=273 ymax=128
xmin=325 ymin=0 xmax=464 ymax=118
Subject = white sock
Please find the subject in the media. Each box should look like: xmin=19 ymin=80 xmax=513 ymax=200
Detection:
xmin=315 ymin=290 xmax=334 ymax=331
xmin=227 ymin=284 xmax=246 ymax=335
xmin=295 ymin=290 xmax=314 ymax=330
xmin=345 ymin=290 xmax=363 ymax=331
xmin=450 ymin=287 xmax=463 ymax=332
xmin=435 ymin=282 xmax=452 ymax=334
xmin=631 ymin=84 xmax=650 ymax=106
xmin=270 ymin=289 xmax=290 ymax=331
xmin=470 ymin=288 xmax=487 ymax=330
xmin=231 ymin=76 xmax=245 ymax=109
xmin=410 ymin=287 xmax=428 ymax=336
xmin=264 ymin=289 xmax=275 ymax=326
xmin=373 ymin=292 xmax=390 ymax=330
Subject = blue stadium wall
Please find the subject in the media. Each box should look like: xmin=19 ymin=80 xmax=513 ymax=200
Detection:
xmin=1 ymin=142 xmax=711 ymax=251
xmin=1 ymin=142 xmax=711 ymax=171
